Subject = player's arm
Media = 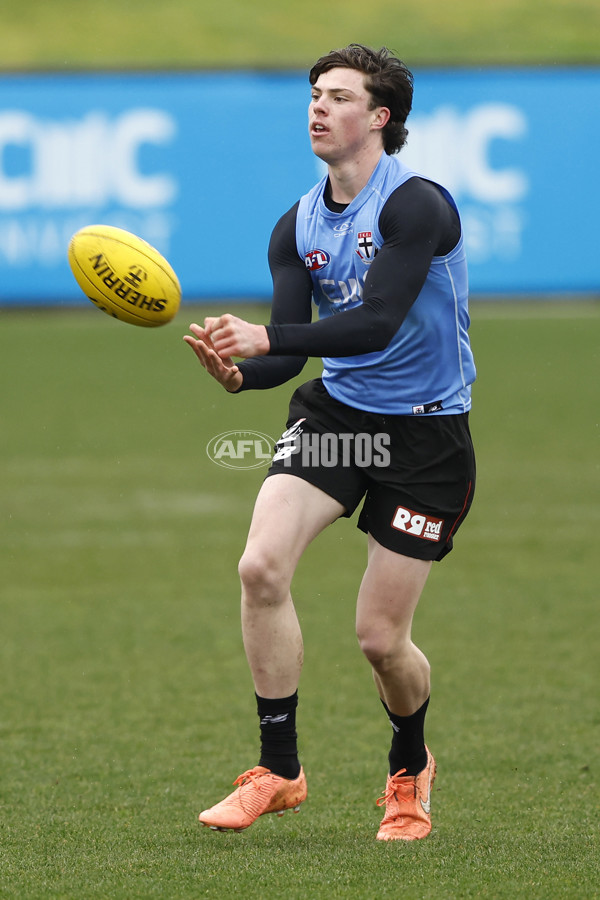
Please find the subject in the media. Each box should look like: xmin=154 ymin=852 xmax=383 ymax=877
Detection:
xmin=183 ymin=203 xmax=311 ymax=390
xmin=212 ymin=204 xmax=314 ymax=391
xmin=265 ymin=178 xmax=460 ymax=357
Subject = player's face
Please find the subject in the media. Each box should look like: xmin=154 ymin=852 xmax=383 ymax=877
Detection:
xmin=308 ymin=67 xmax=387 ymax=165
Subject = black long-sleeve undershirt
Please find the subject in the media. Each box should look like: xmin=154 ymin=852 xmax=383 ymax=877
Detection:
xmin=237 ymin=175 xmax=460 ymax=391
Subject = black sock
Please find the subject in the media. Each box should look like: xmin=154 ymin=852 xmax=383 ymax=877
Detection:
xmin=256 ymin=691 xmax=301 ymax=780
xmin=382 ymin=696 xmax=429 ymax=777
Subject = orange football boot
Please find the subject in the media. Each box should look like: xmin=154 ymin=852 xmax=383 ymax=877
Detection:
xmin=376 ymin=747 xmax=436 ymax=841
xmin=199 ymin=765 xmax=307 ymax=832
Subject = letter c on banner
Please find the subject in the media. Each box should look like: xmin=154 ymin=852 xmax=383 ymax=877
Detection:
xmin=112 ymin=109 xmax=178 ymax=207
xmin=463 ymin=103 xmax=528 ymax=203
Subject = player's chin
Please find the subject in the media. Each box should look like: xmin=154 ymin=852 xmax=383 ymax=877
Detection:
xmin=310 ymin=139 xmax=328 ymax=158
xmin=311 ymin=143 xmax=338 ymax=167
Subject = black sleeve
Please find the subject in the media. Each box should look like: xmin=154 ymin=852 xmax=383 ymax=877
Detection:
xmin=265 ymin=177 xmax=461 ymax=358
xmin=236 ymin=202 xmax=313 ymax=391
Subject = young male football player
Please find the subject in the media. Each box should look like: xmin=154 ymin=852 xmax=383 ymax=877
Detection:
xmin=184 ymin=43 xmax=476 ymax=841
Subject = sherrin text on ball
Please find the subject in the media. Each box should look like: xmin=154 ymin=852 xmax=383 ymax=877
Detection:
xmin=68 ymin=225 xmax=181 ymax=327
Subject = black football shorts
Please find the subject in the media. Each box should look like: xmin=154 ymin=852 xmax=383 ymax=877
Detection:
xmin=267 ymin=378 xmax=476 ymax=561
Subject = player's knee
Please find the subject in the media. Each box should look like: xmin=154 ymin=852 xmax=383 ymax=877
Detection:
xmin=356 ymin=626 xmax=404 ymax=672
xmin=238 ymin=547 xmax=287 ymax=602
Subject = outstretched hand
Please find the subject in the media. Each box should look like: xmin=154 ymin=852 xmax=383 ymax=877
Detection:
xmin=183 ymin=323 xmax=244 ymax=392
xmin=204 ymin=314 xmax=270 ymax=360
xmin=183 ymin=315 xmax=270 ymax=392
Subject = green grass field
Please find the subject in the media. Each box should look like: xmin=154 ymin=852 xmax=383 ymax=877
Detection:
xmin=1 ymin=2 xmax=599 ymax=895
xmin=1 ymin=301 xmax=598 ymax=898
xmin=1 ymin=0 xmax=600 ymax=68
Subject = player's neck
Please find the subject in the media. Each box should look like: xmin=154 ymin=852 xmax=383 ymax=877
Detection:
xmin=327 ymin=148 xmax=384 ymax=205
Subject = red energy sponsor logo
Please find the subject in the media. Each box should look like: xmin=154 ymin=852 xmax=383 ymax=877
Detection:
xmin=304 ymin=249 xmax=330 ymax=271
xmin=391 ymin=506 xmax=445 ymax=542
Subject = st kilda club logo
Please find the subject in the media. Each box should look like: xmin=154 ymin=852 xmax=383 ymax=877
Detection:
xmin=355 ymin=231 xmax=378 ymax=261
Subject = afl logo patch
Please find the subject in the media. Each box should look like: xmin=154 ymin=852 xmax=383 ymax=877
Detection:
xmin=304 ymin=248 xmax=331 ymax=271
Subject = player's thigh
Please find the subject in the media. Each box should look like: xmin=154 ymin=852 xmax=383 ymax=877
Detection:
xmin=243 ymin=473 xmax=346 ymax=575
xmin=356 ymin=534 xmax=432 ymax=642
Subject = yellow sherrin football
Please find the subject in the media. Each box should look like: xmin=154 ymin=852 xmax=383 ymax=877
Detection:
xmin=68 ymin=225 xmax=181 ymax=327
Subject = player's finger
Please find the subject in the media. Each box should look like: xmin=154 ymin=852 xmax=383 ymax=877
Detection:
xmin=188 ymin=324 xmax=217 ymax=352
xmin=214 ymin=338 xmax=239 ymax=359
xmin=223 ymin=366 xmax=240 ymax=386
xmin=183 ymin=336 xmax=208 ymax=366
xmin=203 ymin=316 xmax=221 ymax=336
xmin=205 ymin=350 xmax=236 ymax=384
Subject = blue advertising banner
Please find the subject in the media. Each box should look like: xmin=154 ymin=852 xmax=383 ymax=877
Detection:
xmin=0 ymin=67 xmax=598 ymax=304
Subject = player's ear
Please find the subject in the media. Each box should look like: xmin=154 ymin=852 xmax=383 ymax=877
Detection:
xmin=371 ymin=107 xmax=391 ymax=131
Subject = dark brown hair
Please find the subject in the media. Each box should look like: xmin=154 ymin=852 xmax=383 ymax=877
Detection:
xmin=309 ymin=43 xmax=414 ymax=154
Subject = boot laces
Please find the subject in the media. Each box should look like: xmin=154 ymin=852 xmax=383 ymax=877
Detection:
xmin=232 ymin=767 xmax=270 ymax=790
xmin=376 ymin=769 xmax=417 ymax=808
